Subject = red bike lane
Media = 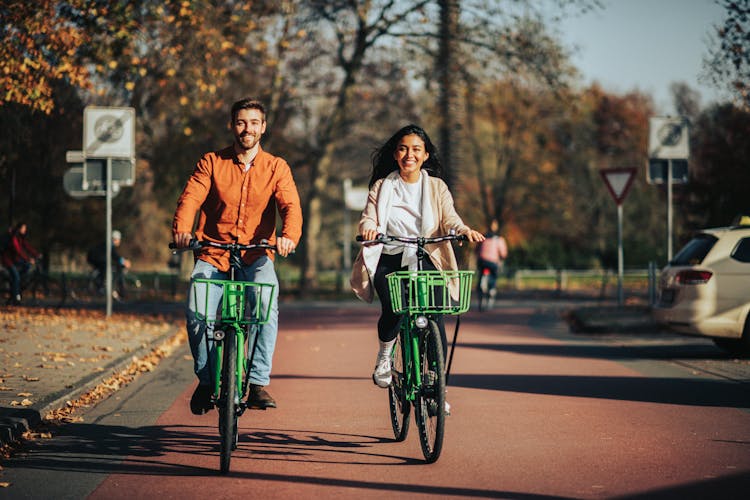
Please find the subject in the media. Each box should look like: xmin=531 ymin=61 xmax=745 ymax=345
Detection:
xmin=86 ymin=303 xmax=750 ymax=499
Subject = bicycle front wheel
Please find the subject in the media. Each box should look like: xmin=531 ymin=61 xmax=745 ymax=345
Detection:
xmin=388 ymin=333 xmax=410 ymax=442
xmin=414 ymin=319 xmax=446 ymax=463
xmin=219 ymin=331 xmax=238 ymax=474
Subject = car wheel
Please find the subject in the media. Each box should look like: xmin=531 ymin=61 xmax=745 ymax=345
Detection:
xmin=713 ymin=313 xmax=750 ymax=358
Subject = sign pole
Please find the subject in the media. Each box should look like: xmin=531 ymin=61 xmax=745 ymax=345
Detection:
xmin=105 ymin=158 xmax=113 ymax=317
xmin=617 ymin=203 xmax=624 ymax=306
xmin=599 ymin=167 xmax=636 ymax=307
xmin=667 ymin=159 xmax=673 ymax=262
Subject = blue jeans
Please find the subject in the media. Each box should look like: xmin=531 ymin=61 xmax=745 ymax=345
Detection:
xmin=186 ymin=257 xmax=279 ymax=387
xmin=7 ymin=261 xmax=29 ymax=298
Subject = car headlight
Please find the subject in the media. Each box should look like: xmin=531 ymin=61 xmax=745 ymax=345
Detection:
xmin=415 ymin=315 xmax=429 ymax=329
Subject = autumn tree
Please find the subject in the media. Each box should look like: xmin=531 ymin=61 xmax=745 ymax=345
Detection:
xmin=1 ymin=0 xmax=93 ymax=114
xmin=704 ymin=0 xmax=750 ymax=110
xmin=684 ymin=103 xmax=750 ymax=230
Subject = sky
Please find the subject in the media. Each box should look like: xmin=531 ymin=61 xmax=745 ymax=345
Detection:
xmin=554 ymin=0 xmax=728 ymax=114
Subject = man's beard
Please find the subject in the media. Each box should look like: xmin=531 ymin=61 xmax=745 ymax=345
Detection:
xmin=235 ymin=133 xmax=258 ymax=151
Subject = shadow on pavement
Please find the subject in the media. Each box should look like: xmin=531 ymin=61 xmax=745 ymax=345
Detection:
xmin=612 ymin=471 xmax=750 ymax=499
xmin=457 ymin=341 xmax=733 ymax=361
xmin=9 ymin=422 xmax=582 ymax=499
xmin=448 ymin=373 xmax=750 ymax=408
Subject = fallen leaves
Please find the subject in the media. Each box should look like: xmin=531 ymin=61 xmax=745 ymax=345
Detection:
xmin=0 ymin=307 xmax=184 ymax=407
xmin=43 ymin=329 xmax=185 ymax=424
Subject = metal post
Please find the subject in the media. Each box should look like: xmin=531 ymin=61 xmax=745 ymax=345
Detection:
xmin=617 ymin=203 xmax=624 ymax=306
xmin=667 ymin=159 xmax=673 ymax=262
xmin=648 ymin=261 xmax=657 ymax=305
xmin=105 ymin=158 xmax=113 ymax=317
xmin=342 ymin=179 xmax=352 ymax=285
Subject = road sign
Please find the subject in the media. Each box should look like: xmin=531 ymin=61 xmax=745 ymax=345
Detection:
xmin=648 ymin=116 xmax=689 ymax=159
xmin=82 ymin=157 xmax=135 ymax=190
xmin=647 ymin=158 xmax=689 ymax=184
xmin=83 ymin=106 xmax=135 ymax=158
xmin=343 ymin=179 xmax=368 ymax=210
xmin=65 ymin=150 xmax=128 ymax=194
xmin=600 ymin=167 xmax=637 ymax=205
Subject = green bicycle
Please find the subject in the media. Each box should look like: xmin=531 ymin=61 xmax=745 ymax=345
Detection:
xmin=171 ymin=239 xmax=276 ymax=474
xmin=358 ymin=233 xmax=473 ymax=463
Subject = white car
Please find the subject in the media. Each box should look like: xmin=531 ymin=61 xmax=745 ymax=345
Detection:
xmin=652 ymin=223 xmax=750 ymax=356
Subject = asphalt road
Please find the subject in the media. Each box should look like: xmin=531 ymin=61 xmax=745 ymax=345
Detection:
xmin=2 ymin=301 xmax=749 ymax=499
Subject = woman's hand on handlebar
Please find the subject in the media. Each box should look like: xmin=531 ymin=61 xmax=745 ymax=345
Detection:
xmin=463 ymin=229 xmax=486 ymax=243
xmin=360 ymin=229 xmax=380 ymax=243
xmin=173 ymin=231 xmax=193 ymax=249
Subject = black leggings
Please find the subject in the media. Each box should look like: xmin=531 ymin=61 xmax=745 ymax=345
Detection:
xmin=373 ymin=253 xmax=447 ymax=357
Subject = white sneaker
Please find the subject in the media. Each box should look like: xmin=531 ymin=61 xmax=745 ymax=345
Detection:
xmin=444 ymin=401 xmax=451 ymax=416
xmin=372 ymin=355 xmax=392 ymax=388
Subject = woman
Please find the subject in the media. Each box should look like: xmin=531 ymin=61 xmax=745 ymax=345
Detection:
xmin=350 ymin=124 xmax=484 ymax=399
xmin=1 ymin=222 xmax=40 ymax=305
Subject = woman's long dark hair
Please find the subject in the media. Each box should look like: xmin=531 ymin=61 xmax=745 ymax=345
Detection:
xmin=368 ymin=124 xmax=444 ymax=188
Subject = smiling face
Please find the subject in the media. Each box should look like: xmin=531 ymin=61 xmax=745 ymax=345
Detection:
xmin=233 ymin=108 xmax=266 ymax=152
xmin=394 ymin=133 xmax=429 ymax=183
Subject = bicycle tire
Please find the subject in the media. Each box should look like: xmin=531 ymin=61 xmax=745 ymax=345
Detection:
xmin=28 ymin=272 xmax=67 ymax=307
xmin=219 ymin=331 xmax=238 ymax=474
xmin=478 ymin=274 xmax=488 ymax=312
xmin=388 ymin=333 xmax=410 ymax=442
xmin=414 ymin=319 xmax=446 ymax=463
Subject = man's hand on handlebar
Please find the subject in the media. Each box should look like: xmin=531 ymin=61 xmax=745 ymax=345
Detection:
xmin=173 ymin=231 xmax=193 ymax=249
xmin=275 ymin=236 xmax=296 ymax=257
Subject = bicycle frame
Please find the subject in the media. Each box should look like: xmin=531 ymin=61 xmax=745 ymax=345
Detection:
xmin=171 ymin=238 xmax=277 ymax=473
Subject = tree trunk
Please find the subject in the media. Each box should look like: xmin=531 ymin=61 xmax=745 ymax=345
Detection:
xmin=437 ymin=0 xmax=461 ymax=187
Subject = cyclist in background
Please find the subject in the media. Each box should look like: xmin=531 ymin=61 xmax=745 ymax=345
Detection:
xmin=86 ymin=230 xmax=131 ymax=295
xmin=476 ymin=219 xmax=508 ymax=303
xmin=349 ymin=124 xmax=484 ymax=400
xmin=2 ymin=222 xmax=40 ymax=305
xmin=172 ymin=97 xmax=302 ymax=415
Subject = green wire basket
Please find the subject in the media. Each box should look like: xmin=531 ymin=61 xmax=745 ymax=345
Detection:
xmin=387 ymin=270 xmax=473 ymax=315
xmin=191 ymin=278 xmax=275 ymax=325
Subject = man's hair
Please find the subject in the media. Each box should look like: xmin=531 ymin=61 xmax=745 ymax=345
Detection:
xmin=231 ymin=98 xmax=266 ymax=123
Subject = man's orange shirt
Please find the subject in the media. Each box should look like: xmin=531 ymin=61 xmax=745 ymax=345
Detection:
xmin=173 ymin=145 xmax=303 ymax=272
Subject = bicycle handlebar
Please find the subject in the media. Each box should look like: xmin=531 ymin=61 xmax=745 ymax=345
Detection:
xmin=169 ymin=239 xmax=279 ymax=252
xmin=355 ymin=233 xmax=468 ymax=245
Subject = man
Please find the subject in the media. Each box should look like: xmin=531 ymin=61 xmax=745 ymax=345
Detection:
xmin=172 ymin=98 xmax=303 ymax=415
xmin=87 ymin=230 xmax=131 ymax=277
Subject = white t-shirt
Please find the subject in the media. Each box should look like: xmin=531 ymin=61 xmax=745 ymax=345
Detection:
xmin=383 ymin=176 xmax=422 ymax=255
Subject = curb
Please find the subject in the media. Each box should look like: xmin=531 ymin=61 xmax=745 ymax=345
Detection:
xmin=0 ymin=328 xmax=176 ymax=450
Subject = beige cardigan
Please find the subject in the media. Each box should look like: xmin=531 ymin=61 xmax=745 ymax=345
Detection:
xmin=349 ymin=171 xmax=470 ymax=303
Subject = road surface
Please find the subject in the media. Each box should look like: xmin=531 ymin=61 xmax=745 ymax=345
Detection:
xmin=2 ymin=301 xmax=749 ymax=499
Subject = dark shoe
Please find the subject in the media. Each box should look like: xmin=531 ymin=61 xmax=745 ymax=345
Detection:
xmin=247 ymin=384 xmax=276 ymax=409
xmin=190 ymin=384 xmax=213 ymax=415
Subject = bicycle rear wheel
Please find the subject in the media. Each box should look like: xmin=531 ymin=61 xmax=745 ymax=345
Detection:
xmin=414 ymin=319 xmax=445 ymax=463
xmin=388 ymin=333 xmax=410 ymax=442
xmin=219 ymin=332 xmax=238 ymax=474
xmin=28 ymin=272 xmax=67 ymax=306
xmin=478 ymin=274 xmax=489 ymax=311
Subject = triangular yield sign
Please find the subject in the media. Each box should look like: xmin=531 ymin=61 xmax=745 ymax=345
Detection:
xmin=600 ymin=168 xmax=636 ymax=205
